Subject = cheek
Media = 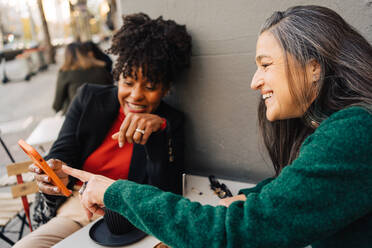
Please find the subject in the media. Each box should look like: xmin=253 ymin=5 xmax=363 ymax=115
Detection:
xmin=117 ymin=88 xmax=129 ymax=105
xmin=147 ymin=93 xmax=164 ymax=107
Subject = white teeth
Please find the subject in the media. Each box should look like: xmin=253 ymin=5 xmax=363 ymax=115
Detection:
xmin=128 ymin=103 xmax=145 ymax=109
xmin=262 ymin=92 xmax=273 ymax=100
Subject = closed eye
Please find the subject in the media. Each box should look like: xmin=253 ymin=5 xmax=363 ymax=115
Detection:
xmin=145 ymin=83 xmax=156 ymax=91
xmin=261 ymin=63 xmax=271 ymax=68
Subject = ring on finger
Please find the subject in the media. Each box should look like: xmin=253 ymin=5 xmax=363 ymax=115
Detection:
xmin=79 ymin=181 xmax=88 ymax=195
xmin=135 ymin=128 xmax=145 ymax=135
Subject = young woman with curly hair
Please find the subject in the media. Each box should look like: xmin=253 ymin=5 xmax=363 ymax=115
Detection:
xmin=15 ymin=13 xmax=192 ymax=248
xmin=65 ymin=6 xmax=371 ymax=248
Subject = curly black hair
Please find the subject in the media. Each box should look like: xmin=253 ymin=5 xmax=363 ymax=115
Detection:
xmin=107 ymin=13 xmax=192 ymax=89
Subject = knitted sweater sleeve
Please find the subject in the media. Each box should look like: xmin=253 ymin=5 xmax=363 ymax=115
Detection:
xmin=103 ymin=107 xmax=372 ymax=248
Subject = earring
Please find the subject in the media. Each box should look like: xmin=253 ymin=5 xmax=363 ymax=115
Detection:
xmin=313 ymin=74 xmax=319 ymax=83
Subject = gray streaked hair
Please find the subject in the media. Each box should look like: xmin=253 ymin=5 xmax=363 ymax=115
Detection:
xmin=257 ymin=5 xmax=372 ymax=175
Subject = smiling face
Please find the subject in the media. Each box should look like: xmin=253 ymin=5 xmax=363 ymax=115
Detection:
xmin=251 ymin=31 xmax=317 ymax=122
xmin=118 ymin=68 xmax=168 ymax=115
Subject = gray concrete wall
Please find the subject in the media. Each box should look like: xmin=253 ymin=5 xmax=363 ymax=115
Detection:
xmin=118 ymin=0 xmax=372 ymax=183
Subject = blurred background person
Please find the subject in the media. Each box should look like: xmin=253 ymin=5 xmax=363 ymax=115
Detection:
xmin=83 ymin=41 xmax=113 ymax=73
xmin=52 ymin=42 xmax=113 ymax=114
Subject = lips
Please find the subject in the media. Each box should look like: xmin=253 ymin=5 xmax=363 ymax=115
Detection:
xmin=262 ymin=92 xmax=273 ymax=100
xmin=126 ymin=102 xmax=146 ymax=113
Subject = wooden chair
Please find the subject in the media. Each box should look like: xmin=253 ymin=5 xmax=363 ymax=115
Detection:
xmin=0 ymin=161 xmax=37 ymax=246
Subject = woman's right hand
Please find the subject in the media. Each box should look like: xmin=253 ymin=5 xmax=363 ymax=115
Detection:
xmin=29 ymin=159 xmax=69 ymax=196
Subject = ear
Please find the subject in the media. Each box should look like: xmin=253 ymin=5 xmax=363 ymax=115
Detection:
xmin=307 ymin=59 xmax=321 ymax=82
xmin=306 ymin=59 xmax=321 ymax=103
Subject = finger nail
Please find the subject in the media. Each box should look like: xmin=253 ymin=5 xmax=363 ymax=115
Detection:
xmin=119 ymin=142 xmax=123 ymax=148
xmin=53 ymin=187 xmax=59 ymax=193
xmin=44 ymin=176 xmax=49 ymax=182
xmin=36 ymin=168 xmax=41 ymax=173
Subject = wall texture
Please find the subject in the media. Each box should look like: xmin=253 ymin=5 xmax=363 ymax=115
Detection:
xmin=118 ymin=0 xmax=372 ymax=183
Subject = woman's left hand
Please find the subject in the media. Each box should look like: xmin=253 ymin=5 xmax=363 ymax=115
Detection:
xmin=112 ymin=113 xmax=164 ymax=146
xmin=61 ymin=165 xmax=115 ymax=220
xmin=218 ymin=194 xmax=247 ymax=207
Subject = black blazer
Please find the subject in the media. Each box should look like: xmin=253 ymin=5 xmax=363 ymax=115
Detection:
xmin=47 ymin=83 xmax=184 ymax=194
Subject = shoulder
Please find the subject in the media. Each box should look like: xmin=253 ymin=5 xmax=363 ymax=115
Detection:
xmin=87 ymin=66 xmax=107 ymax=72
xmin=156 ymin=101 xmax=184 ymax=122
xmin=316 ymin=106 xmax=371 ymax=138
xmin=78 ymin=84 xmax=117 ymax=96
xmin=74 ymin=84 xmax=118 ymax=106
xmin=322 ymin=106 xmax=371 ymax=124
xmin=57 ymin=70 xmax=71 ymax=80
xmin=301 ymin=106 xmax=372 ymax=163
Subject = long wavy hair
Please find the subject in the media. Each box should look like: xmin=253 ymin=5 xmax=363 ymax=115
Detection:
xmin=258 ymin=5 xmax=372 ymax=175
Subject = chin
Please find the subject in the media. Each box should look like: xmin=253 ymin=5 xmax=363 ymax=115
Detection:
xmin=266 ymin=111 xmax=277 ymax=122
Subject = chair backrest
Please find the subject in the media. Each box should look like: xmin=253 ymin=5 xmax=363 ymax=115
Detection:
xmin=0 ymin=161 xmax=37 ymax=245
xmin=6 ymin=161 xmax=38 ymax=198
xmin=6 ymin=160 xmax=37 ymax=233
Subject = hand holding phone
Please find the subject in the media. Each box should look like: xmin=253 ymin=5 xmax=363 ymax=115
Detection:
xmin=18 ymin=139 xmax=71 ymax=197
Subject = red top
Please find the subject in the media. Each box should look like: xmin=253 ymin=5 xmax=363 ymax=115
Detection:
xmin=82 ymin=107 xmax=133 ymax=180
xmin=82 ymin=108 xmax=167 ymax=181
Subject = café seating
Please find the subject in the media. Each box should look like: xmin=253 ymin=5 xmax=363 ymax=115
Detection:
xmin=0 ymin=161 xmax=37 ymax=246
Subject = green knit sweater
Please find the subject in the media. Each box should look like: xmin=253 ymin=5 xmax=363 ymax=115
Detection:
xmin=104 ymin=107 xmax=372 ymax=248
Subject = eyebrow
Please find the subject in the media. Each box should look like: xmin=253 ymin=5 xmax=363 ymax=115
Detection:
xmin=255 ymin=55 xmax=272 ymax=62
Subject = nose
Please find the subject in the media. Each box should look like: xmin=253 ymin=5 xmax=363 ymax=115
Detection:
xmin=250 ymin=70 xmax=264 ymax=90
xmin=130 ymin=84 xmax=144 ymax=101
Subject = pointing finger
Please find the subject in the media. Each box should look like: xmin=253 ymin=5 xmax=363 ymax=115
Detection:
xmin=62 ymin=165 xmax=93 ymax=182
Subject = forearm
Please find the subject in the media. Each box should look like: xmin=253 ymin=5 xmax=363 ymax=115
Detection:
xmin=103 ymin=179 xmax=316 ymax=248
xmin=104 ymin=180 xmax=228 ymax=247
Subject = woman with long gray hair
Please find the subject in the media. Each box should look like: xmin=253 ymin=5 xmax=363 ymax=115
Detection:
xmin=63 ymin=5 xmax=371 ymax=248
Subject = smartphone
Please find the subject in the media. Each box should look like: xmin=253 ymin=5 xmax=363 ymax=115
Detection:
xmin=18 ymin=139 xmax=71 ymax=197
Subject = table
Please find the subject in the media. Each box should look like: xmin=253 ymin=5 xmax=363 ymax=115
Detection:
xmin=53 ymin=174 xmax=256 ymax=248
xmin=26 ymin=115 xmax=65 ymax=153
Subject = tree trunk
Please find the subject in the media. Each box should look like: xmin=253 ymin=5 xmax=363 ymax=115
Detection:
xmin=69 ymin=2 xmax=79 ymax=41
xmin=37 ymin=0 xmax=55 ymax=64
xmin=69 ymin=0 xmax=91 ymax=42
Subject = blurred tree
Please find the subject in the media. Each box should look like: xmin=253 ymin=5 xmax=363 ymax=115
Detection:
xmin=69 ymin=1 xmax=79 ymax=41
xmin=37 ymin=0 xmax=56 ymax=64
xmin=106 ymin=0 xmax=117 ymax=31
xmin=0 ymin=12 xmax=4 ymax=51
xmin=69 ymin=0 xmax=91 ymax=42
